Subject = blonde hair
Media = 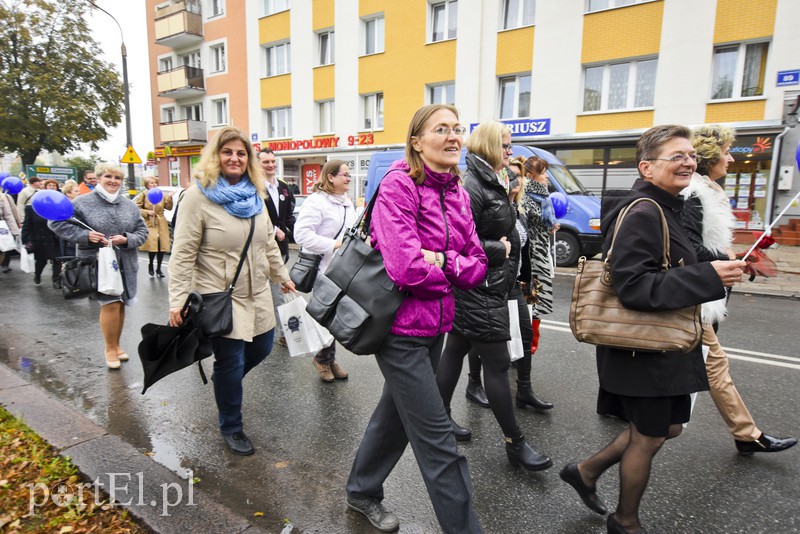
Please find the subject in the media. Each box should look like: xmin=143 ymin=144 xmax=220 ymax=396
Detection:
xmin=61 ymin=179 xmax=79 ymax=196
xmin=509 ymin=156 xmax=526 ymax=205
xmin=466 ymin=121 xmax=505 ymax=171
xmin=315 ymin=159 xmax=347 ymax=193
xmin=94 ymin=162 xmax=124 ymax=179
xmin=692 ymin=125 xmax=736 ymax=177
xmin=406 ymin=104 xmax=462 ymax=185
xmin=193 ymin=126 xmax=266 ymax=198
xmin=143 ymin=175 xmax=158 ymax=188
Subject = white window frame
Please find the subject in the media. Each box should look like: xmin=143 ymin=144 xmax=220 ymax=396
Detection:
xmin=211 ymin=97 xmax=228 ymax=127
xmin=161 ymin=105 xmax=176 ymax=123
xmin=710 ymin=41 xmax=770 ymax=101
xmin=498 ymin=74 xmax=531 ymax=119
xmin=179 ymin=50 xmax=202 ymax=69
xmin=429 ymin=0 xmax=457 ymax=43
xmin=182 ymin=103 xmax=203 ymax=121
xmin=585 ymin=0 xmax=655 ymax=13
xmin=427 ymin=82 xmax=456 ymax=105
xmin=208 ymin=41 xmax=227 ymax=75
xmin=158 ymin=56 xmax=174 ymax=73
xmin=316 ymin=100 xmax=335 ymax=134
xmin=362 ymin=93 xmax=384 ymax=131
xmin=317 ymin=30 xmax=335 ymax=66
xmin=362 ymin=15 xmax=385 ymax=56
xmin=581 ymin=58 xmax=657 ymax=112
xmin=208 ymin=0 xmax=224 ymax=18
xmin=264 ymin=41 xmax=291 ymax=77
xmin=263 ymin=0 xmax=288 ymax=16
xmin=265 ymin=107 xmax=292 ymax=139
xmin=500 ymin=0 xmax=535 ymax=30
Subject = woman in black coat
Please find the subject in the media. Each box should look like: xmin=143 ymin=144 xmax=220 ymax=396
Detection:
xmin=436 ymin=121 xmax=551 ymax=471
xmin=559 ymin=125 xmax=747 ymax=534
xmin=22 ymin=191 xmax=63 ymax=288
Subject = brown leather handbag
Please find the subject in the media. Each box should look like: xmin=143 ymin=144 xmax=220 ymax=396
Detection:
xmin=569 ymin=198 xmax=702 ymax=353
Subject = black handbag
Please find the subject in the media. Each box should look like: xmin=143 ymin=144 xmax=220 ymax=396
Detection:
xmin=289 ymin=208 xmax=346 ymax=292
xmin=306 ymin=187 xmax=405 ymax=355
xmin=198 ymin=217 xmax=255 ymax=339
xmin=60 ymin=255 xmax=98 ymax=300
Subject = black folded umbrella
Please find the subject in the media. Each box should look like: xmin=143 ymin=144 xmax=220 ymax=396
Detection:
xmin=137 ymin=292 xmax=214 ymax=394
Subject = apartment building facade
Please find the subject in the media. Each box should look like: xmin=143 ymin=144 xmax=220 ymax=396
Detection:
xmin=147 ymin=0 xmax=800 ymax=228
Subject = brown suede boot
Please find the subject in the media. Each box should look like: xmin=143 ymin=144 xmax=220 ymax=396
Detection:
xmin=329 ymin=361 xmax=348 ymax=380
xmin=312 ymin=359 xmax=334 ymax=382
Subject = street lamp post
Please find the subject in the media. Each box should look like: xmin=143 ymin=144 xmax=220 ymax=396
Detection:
xmin=90 ymin=1 xmax=136 ymax=192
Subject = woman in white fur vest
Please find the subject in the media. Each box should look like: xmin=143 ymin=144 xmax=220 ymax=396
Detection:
xmin=682 ymin=125 xmax=796 ymax=455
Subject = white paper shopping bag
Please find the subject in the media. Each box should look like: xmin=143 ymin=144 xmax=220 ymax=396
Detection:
xmin=278 ymin=294 xmax=324 ymax=357
xmin=97 ymin=245 xmax=124 ymax=296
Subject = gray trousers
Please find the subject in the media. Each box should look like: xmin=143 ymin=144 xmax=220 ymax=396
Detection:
xmin=346 ymin=334 xmax=483 ymax=534
xmin=270 ymin=281 xmax=284 ymax=338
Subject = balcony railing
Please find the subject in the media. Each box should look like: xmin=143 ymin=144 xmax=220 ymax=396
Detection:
xmin=155 ymin=1 xmax=203 ymax=49
xmin=157 ymin=66 xmax=205 ymax=99
xmin=160 ymin=119 xmax=207 ymax=144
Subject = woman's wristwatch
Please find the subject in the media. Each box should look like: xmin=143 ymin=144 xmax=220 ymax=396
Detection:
xmin=434 ymin=252 xmax=445 ymax=268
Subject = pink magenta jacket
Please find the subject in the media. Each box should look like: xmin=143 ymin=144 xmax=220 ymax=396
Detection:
xmin=370 ymin=160 xmax=488 ymax=337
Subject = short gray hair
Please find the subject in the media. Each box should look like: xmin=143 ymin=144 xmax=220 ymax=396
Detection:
xmin=635 ymin=125 xmax=692 ymax=178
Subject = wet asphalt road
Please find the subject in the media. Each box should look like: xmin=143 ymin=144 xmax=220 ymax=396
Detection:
xmin=1 ymin=251 xmax=799 ymax=533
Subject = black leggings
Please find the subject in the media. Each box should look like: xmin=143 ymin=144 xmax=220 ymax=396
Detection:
xmin=468 ymin=286 xmax=532 ymax=381
xmin=437 ymin=333 xmax=521 ymax=439
xmin=35 ymin=258 xmax=62 ymax=280
xmin=148 ymin=251 xmax=164 ymax=270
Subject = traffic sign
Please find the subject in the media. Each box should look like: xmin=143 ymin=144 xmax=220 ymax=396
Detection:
xmin=24 ymin=165 xmax=77 ymax=182
xmin=121 ymin=145 xmax=142 ymax=164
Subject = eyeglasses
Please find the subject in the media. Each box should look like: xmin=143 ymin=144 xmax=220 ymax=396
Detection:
xmin=648 ymin=153 xmax=698 ymax=165
xmin=336 ymin=173 xmax=351 ymax=178
xmin=428 ymin=126 xmax=467 ymax=136
xmin=502 ymin=144 xmax=513 ymax=152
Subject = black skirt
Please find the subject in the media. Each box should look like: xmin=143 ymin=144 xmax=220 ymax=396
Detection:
xmin=597 ymin=388 xmax=692 ymax=438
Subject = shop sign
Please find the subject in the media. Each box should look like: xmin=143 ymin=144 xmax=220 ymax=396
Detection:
xmin=469 ymin=118 xmax=551 ymax=137
xmin=776 ymin=69 xmax=800 ymax=87
xmin=302 ymin=164 xmax=321 ymax=195
xmin=154 ymin=145 xmax=204 ymax=158
xmin=264 ymin=133 xmax=376 ymax=152
xmin=729 ymin=136 xmax=773 ymax=155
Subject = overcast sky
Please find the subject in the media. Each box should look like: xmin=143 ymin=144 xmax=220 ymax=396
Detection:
xmin=87 ymin=0 xmax=154 ymax=163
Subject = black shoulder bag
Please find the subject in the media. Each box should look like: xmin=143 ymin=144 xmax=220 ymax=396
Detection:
xmin=198 ymin=217 xmax=255 ymax=339
xmin=289 ymin=206 xmax=346 ymax=293
xmin=60 ymin=255 xmax=98 ymax=300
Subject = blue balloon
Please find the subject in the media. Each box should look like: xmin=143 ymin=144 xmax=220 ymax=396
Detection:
xmin=550 ymin=191 xmax=569 ymax=219
xmin=31 ymin=190 xmax=74 ymax=221
xmin=2 ymin=176 xmax=24 ymax=195
xmin=147 ymin=187 xmax=164 ymax=205
xmin=796 ymin=140 xmax=800 ymax=171
xmin=0 ymin=171 xmax=9 ymax=179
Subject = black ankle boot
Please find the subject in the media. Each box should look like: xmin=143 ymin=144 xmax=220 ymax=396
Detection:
xmin=156 ymin=268 xmax=165 ymax=278
xmin=148 ymin=264 xmax=154 ymax=276
xmin=466 ymin=377 xmax=490 ymax=408
xmin=505 ymin=435 xmax=552 ymax=471
xmin=446 ymin=408 xmax=472 ymax=442
xmin=516 ymin=380 xmax=554 ymax=410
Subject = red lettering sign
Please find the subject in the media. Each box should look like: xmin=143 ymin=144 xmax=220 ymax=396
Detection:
xmin=302 ymin=164 xmax=321 ymax=195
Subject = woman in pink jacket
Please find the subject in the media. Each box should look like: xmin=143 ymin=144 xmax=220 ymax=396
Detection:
xmin=345 ymin=104 xmax=487 ymax=534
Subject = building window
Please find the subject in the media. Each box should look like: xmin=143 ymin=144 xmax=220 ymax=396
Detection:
xmin=211 ymin=98 xmax=228 ymax=126
xmin=183 ymin=104 xmax=203 ymax=121
xmin=317 ymin=31 xmax=334 ymax=66
xmin=428 ymin=82 xmax=456 ymax=105
xmin=586 ymin=0 xmax=647 ymax=13
xmin=179 ymin=51 xmax=201 ymax=68
xmin=210 ymin=43 xmax=226 ymax=73
xmin=583 ymin=59 xmax=656 ymax=112
xmin=209 ymin=0 xmax=224 ymax=17
xmin=159 ymin=57 xmax=173 ymax=72
xmin=162 ymin=107 xmax=176 ymax=123
xmin=499 ymin=74 xmax=531 ymax=119
xmin=362 ymin=93 xmax=384 ymax=130
xmin=266 ymin=107 xmax=292 ymax=138
xmin=264 ymin=0 xmax=288 ymax=16
xmin=317 ymin=101 xmax=335 ymax=134
xmin=502 ymin=0 xmax=535 ymax=30
xmin=363 ymin=15 xmax=385 ymax=55
xmin=711 ymin=42 xmax=769 ymax=100
xmin=430 ymin=0 xmax=457 ymax=42
xmin=265 ymin=42 xmax=291 ymax=77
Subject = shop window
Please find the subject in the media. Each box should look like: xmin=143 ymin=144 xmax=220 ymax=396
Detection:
xmin=169 ymin=159 xmax=181 ymax=188
xmin=266 ymin=107 xmax=292 ymax=139
xmin=583 ymin=59 xmax=656 ymax=112
xmin=428 ymin=82 xmax=456 ymax=105
xmin=317 ymin=31 xmax=334 ymax=66
xmin=711 ymin=42 xmax=768 ymax=100
xmin=263 ymin=0 xmax=288 ymax=16
xmin=430 ymin=0 xmax=457 ymax=42
xmin=265 ymin=42 xmax=291 ymax=77
xmin=363 ymin=15 xmax=385 ymax=55
xmin=499 ymin=74 xmax=531 ymax=119
xmin=211 ymin=98 xmax=228 ymax=126
xmin=362 ymin=93 xmax=384 ymax=130
xmin=501 ymin=0 xmax=535 ymax=30
xmin=210 ymin=43 xmax=226 ymax=74
xmin=317 ymin=100 xmax=335 ymax=134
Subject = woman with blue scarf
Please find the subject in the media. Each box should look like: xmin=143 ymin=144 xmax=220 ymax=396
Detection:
xmin=168 ymin=127 xmax=295 ymax=456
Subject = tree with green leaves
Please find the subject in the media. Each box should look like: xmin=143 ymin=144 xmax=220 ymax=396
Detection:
xmin=64 ymin=154 xmax=102 ymax=182
xmin=0 ymin=0 xmax=123 ymax=166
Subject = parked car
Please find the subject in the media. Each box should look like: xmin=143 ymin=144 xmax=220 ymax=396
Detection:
xmin=365 ymin=146 xmax=602 ymax=266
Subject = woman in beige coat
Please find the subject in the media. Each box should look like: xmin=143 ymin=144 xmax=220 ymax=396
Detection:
xmin=168 ymin=126 xmax=295 ymax=456
xmin=135 ymin=176 xmax=173 ymax=277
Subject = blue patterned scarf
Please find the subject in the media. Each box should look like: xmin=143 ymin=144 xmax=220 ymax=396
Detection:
xmin=197 ymin=175 xmax=263 ymax=218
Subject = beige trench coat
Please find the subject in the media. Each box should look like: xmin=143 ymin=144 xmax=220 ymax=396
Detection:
xmin=168 ymin=186 xmax=290 ymax=341
xmin=135 ymin=192 xmax=173 ymax=253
